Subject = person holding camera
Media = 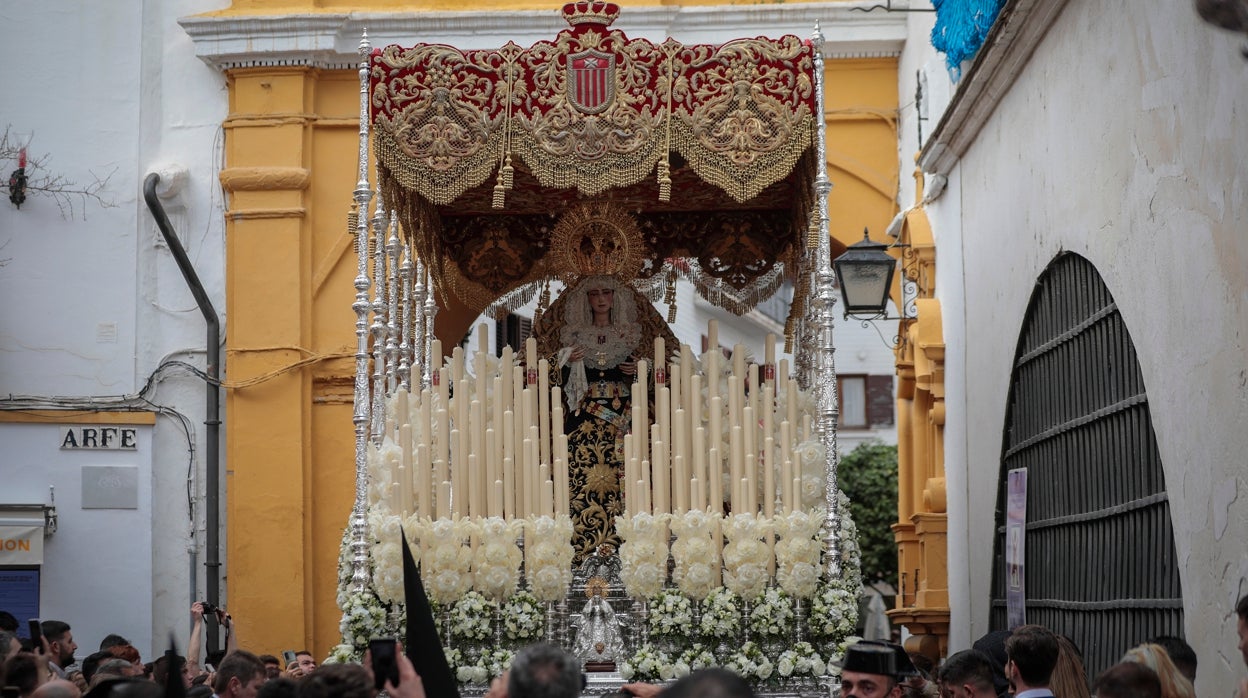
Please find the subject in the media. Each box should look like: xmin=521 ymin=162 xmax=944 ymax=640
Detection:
xmin=188 ymin=602 xmax=237 ymax=677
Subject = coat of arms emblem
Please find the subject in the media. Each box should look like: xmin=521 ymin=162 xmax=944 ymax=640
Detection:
xmin=566 ymin=49 xmax=615 ymax=114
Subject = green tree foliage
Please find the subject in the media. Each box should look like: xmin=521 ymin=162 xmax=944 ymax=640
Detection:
xmin=839 ymin=441 xmax=898 ymax=586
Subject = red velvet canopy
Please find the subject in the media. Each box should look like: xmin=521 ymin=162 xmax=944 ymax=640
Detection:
xmin=369 ymin=1 xmax=820 ymax=318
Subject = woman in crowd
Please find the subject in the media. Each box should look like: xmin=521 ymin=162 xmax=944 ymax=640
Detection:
xmin=1121 ymin=643 xmax=1195 ymax=698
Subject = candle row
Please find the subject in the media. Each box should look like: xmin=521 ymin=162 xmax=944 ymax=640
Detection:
xmin=623 ymin=326 xmax=813 ymax=519
xmin=380 ymin=329 xmax=572 ymax=521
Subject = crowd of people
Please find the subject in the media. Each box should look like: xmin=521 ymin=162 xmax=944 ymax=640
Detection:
xmin=2 ymin=594 xmax=1246 ymax=698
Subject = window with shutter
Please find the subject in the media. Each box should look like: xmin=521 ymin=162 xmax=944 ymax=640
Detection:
xmin=838 ymin=375 xmax=867 ymax=428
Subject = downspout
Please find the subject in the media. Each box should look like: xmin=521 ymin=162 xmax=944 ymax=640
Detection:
xmin=143 ymin=173 xmax=223 ymax=653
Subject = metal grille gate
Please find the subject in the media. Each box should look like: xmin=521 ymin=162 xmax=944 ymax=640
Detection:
xmin=989 ymin=253 xmax=1183 ymax=677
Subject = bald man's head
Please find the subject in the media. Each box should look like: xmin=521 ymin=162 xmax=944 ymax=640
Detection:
xmin=32 ymin=679 xmax=82 ymax=698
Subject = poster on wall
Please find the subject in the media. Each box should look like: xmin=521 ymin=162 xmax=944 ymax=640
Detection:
xmin=1005 ymin=468 xmax=1027 ymax=629
xmin=0 ymin=568 xmax=41 ymax=636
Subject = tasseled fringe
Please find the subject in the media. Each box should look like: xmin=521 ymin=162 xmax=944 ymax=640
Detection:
xmin=493 ymin=182 xmax=506 ymax=209
xmin=501 ymin=153 xmax=515 ymax=189
xmin=806 ymin=218 xmax=821 ymax=249
xmin=658 ymin=157 xmax=672 ymax=202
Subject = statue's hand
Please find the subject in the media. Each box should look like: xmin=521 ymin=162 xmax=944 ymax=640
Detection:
xmin=568 ymin=345 xmax=585 ymax=362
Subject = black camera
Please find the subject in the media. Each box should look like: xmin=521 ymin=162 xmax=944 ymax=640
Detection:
xmin=200 ymin=601 xmax=219 ymax=615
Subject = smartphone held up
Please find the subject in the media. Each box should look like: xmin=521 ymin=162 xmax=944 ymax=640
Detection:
xmin=368 ymin=638 xmax=401 ymax=690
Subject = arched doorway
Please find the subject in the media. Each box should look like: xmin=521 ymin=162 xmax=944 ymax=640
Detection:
xmin=990 ymin=253 xmax=1183 ymax=676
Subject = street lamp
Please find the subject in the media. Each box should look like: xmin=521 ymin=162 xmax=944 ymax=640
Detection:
xmin=833 ymin=228 xmax=896 ymax=319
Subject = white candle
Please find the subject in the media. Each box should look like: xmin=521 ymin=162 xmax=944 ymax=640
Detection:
xmin=690 ymin=476 xmax=701 ymax=514
xmin=477 ymin=323 xmax=488 ymax=355
xmin=732 ymin=344 xmax=746 ymax=382
xmin=657 ymin=386 xmax=670 ymax=491
xmin=707 ymin=319 xmax=718 ymax=355
xmin=765 ymin=334 xmax=776 ymax=372
xmin=486 ymin=428 xmax=498 ymax=514
xmin=652 ymin=425 xmax=667 ymax=514
xmin=399 ymin=424 xmax=413 ymax=514
xmin=500 ymin=347 xmax=513 ymax=412
xmin=730 ymin=425 xmax=743 ymax=510
xmin=437 ymin=480 xmax=452 ymax=520
xmin=452 ymin=346 xmax=464 ymax=385
xmin=709 ymin=395 xmax=723 ymax=500
xmin=692 ymin=424 xmax=706 ymax=511
xmin=450 ymin=428 xmax=463 ymax=517
xmin=539 ymin=462 xmax=551 ymax=517
xmin=556 ymin=457 xmax=569 ymax=516
xmin=417 ymin=443 xmax=431 ymax=517
xmin=431 ymin=339 xmax=443 ymax=377
xmin=763 ymin=436 xmax=775 ymax=517
xmin=503 ymin=456 xmax=516 ymax=518
xmin=654 ymin=338 xmax=666 ymax=384
xmin=708 ymin=446 xmax=721 ymax=512
xmin=673 ymin=454 xmax=687 ymax=514
xmin=467 ymin=453 xmax=479 ymax=518
xmin=539 ymin=359 xmax=551 ymax=468
xmin=781 ymin=455 xmax=793 ymax=513
xmin=493 ymin=479 xmax=504 ymax=518
xmin=673 ymin=408 xmax=687 ymax=511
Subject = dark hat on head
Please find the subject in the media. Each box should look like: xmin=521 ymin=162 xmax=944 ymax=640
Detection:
xmin=836 ymin=641 xmax=921 ymax=679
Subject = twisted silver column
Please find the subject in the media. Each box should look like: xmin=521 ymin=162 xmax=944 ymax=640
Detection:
xmin=810 ymin=23 xmax=842 ymax=579
xmin=349 ymin=30 xmax=376 ymax=593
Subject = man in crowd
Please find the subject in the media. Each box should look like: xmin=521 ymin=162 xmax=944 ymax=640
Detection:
xmin=286 ymin=651 xmax=317 ymax=679
xmin=937 ymin=649 xmax=998 ymax=698
xmin=838 ymin=642 xmax=906 ymax=698
xmin=496 ymin=643 xmax=581 ymax=698
xmin=40 ymin=621 xmax=78 ymax=680
xmin=212 ymin=650 xmax=267 ymax=698
xmin=1002 ymin=624 xmax=1058 ymax=698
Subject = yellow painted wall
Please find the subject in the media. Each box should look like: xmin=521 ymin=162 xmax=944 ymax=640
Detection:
xmin=220 ymin=12 xmax=898 ymax=657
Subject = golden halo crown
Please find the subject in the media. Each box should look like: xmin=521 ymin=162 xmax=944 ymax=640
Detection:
xmin=561 ymin=1 xmax=621 ymax=27
xmin=548 ymin=202 xmax=648 ymax=284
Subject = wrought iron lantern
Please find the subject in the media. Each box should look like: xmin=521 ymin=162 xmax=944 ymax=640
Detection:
xmin=833 ymin=228 xmax=896 ymax=319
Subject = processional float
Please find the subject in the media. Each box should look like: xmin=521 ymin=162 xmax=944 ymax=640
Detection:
xmin=335 ymin=2 xmax=861 ymax=692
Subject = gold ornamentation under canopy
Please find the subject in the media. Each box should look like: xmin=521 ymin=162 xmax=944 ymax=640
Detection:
xmin=371 ymin=2 xmax=819 ymax=318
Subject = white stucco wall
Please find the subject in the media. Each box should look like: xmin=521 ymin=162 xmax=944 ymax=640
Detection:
xmin=913 ymin=0 xmax=1248 ymax=692
xmin=0 ymin=0 xmax=228 ymax=659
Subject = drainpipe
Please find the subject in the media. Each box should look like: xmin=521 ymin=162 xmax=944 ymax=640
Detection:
xmin=143 ymin=172 xmax=223 ymax=653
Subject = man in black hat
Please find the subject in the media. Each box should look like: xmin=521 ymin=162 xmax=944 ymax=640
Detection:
xmin=837 ymin=641 xmax=913 ymax=698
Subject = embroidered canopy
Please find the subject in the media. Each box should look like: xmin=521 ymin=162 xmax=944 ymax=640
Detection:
xmin=370 ymin=1 xmax=821 ymax=317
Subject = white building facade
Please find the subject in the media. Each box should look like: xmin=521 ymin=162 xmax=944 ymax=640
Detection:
xmin=895 ymin=0 xmax=1248 ymax=692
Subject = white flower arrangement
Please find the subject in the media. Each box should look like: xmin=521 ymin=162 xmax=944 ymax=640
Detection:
xmin=619 ymin=645 xmax=672 ymax=682
xmin=721 ymin=513 xmax=772 ymax=599
xmin=616 ymin=512 xmax=670 ymax=600
xmin=338 ymin=589 xmax=389 ymax=649
xmin=776 ymin=641 xmax=828 ymax=678
xmin=773 ymin=508 xmax=824 ymax=600
xmin=678 ymin=644 xmax=717 ymax=672
xmin=526 ymin=515 xmax=575 ymax=602
xmin=670 ymin=509 xmax=721 ymax=601
xmin=647 ymin=589 xmax=694 ymax=637
xmin=453 ymin=647 xmax=513 ymax=685
xmin=795 ymin=439 xmax=827 ymax=511
xmin=499 ymin=591 xmax=545 ymax=641
xmin=748 ymin=587 xmax=795 ymax=638
xmin=421 ymin=517 xmax=478 ymax=605
xmin=809 ymin=579 xmax=859 ymax=642
xmin=474 ymin=516 xmax=524 ymax=601
xmin=325 ymin=643 xmax=359 ymax=665
xmin=825 ymin=635 xmax=863 ymax=678
xmin=448 ymin=590 xmax=497 ymax=641
xmin=723 ymin=641 xmax=774 ymax=681
xmin=698 ymin=587 xmax=741 ymax=638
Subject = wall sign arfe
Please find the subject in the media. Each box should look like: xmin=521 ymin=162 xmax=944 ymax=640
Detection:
xmin=59 ymin=426 xmax=138 ymax=450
